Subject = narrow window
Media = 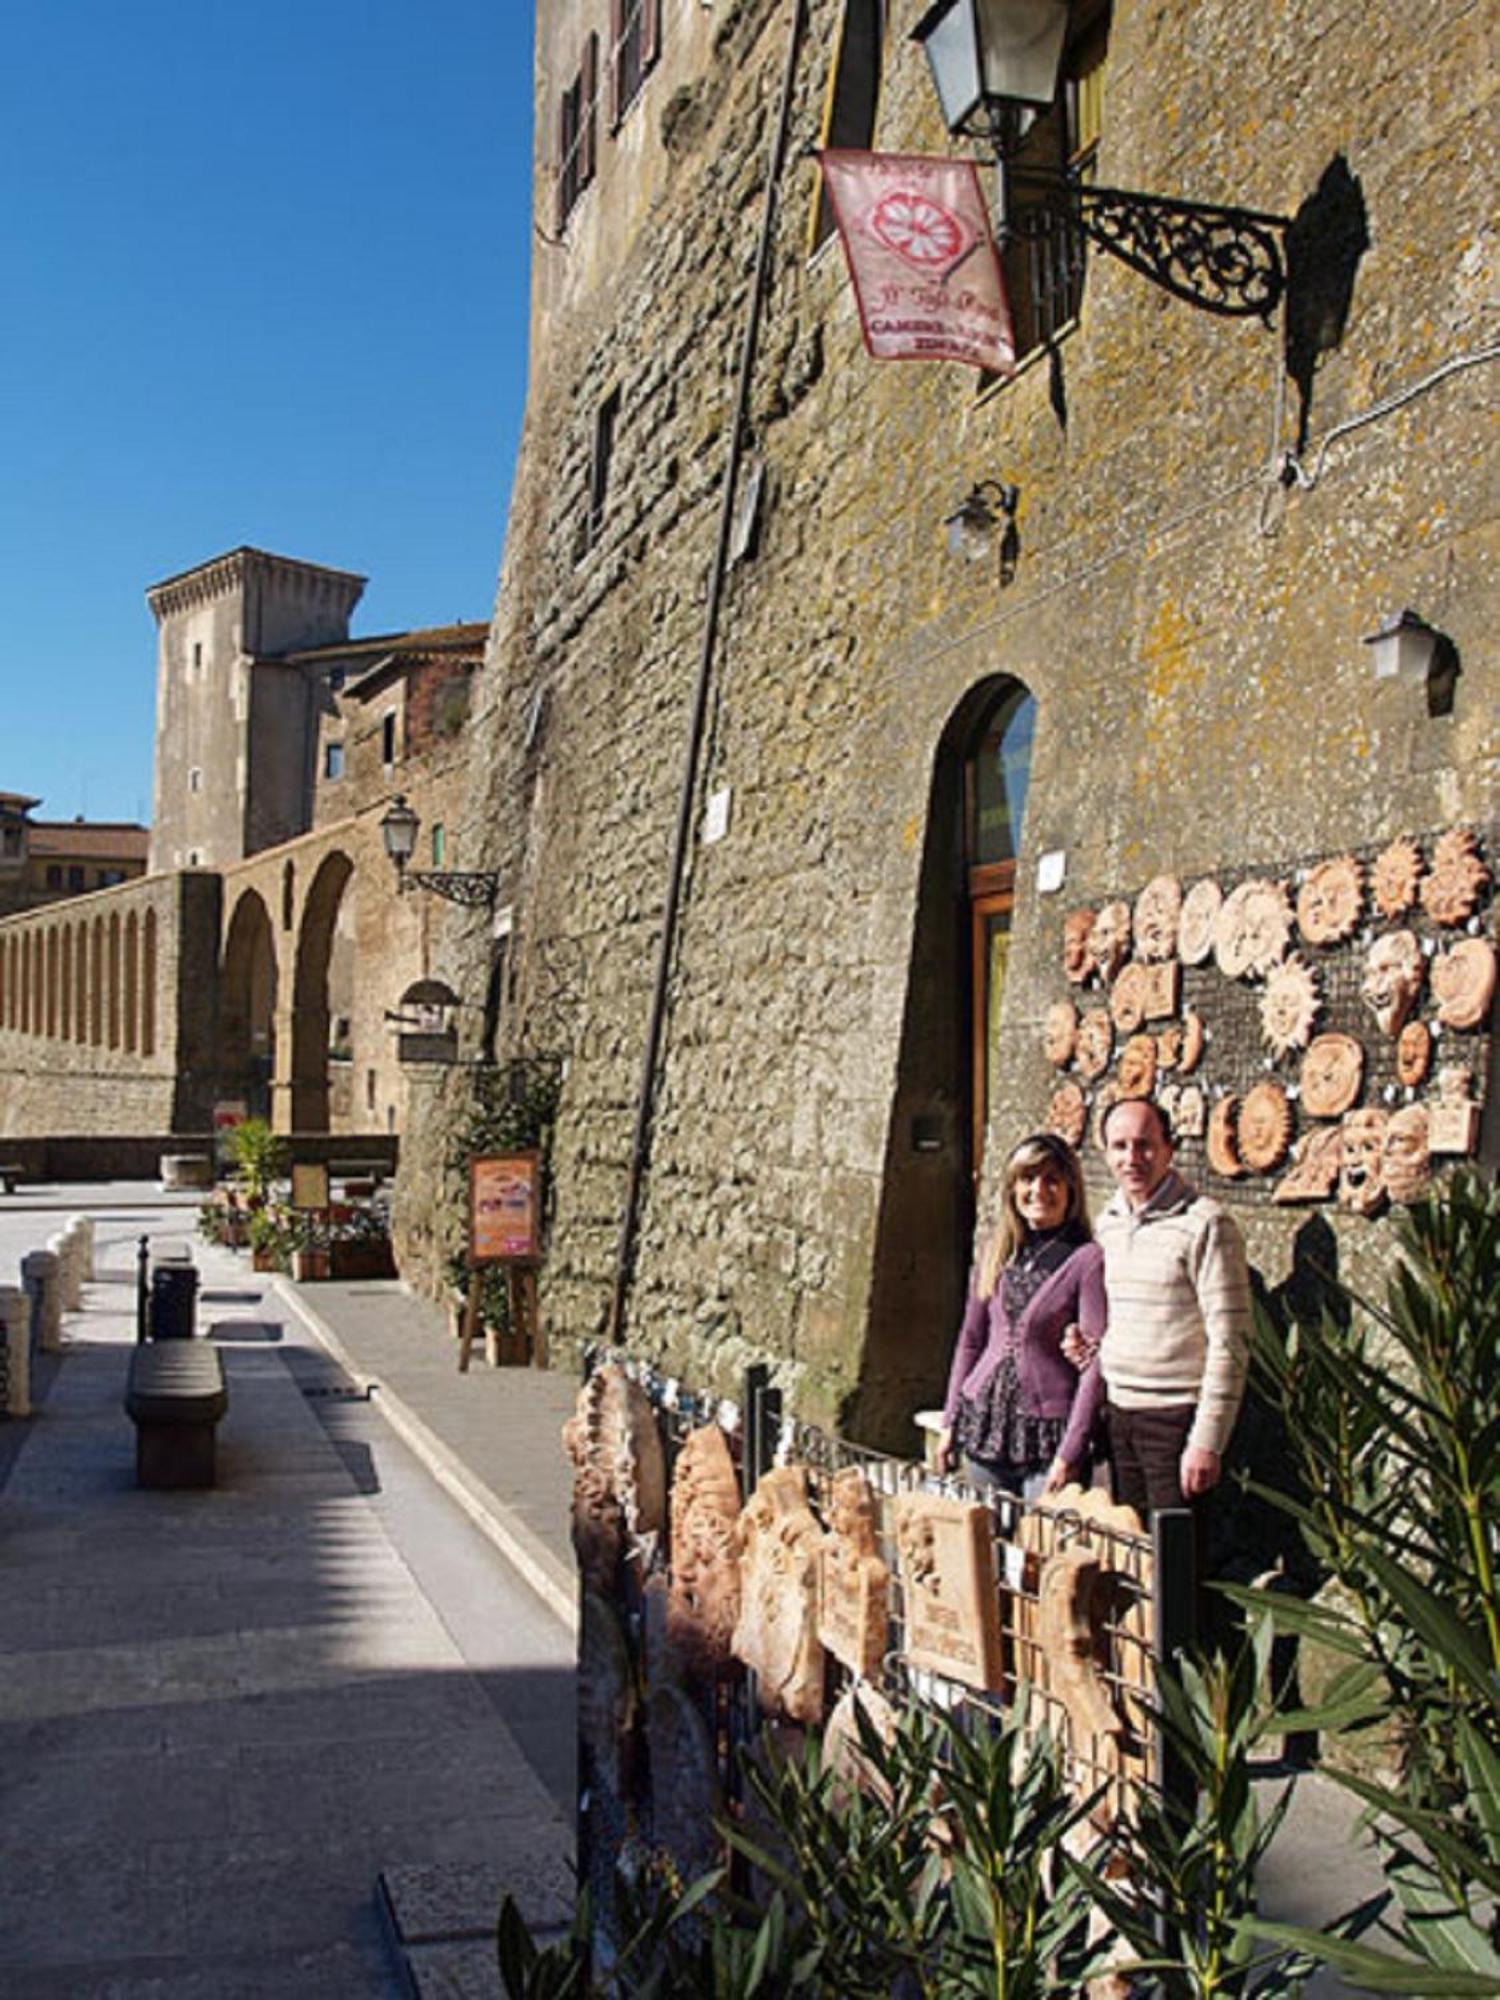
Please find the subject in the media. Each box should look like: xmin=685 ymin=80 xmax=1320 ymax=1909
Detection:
xmin=68 ymin=865 xmax=85 ymax=890
xmin=381 ymin=712 xmax=397 ymax=765
xmin=192 ymin=641 xmax=203 ymax=670
xmin=583 ymin=386 xmax=621 ymax=553
xmin=431 ymin=823 xmax=446 ymax=868
xmin=46 ymin=865 xmax=62 ymax=888
xmin=812 ymin=0 xmax=886 ymax=250
xmin=610 ymin=0 xmax=661 ymax=127
xmin=557 ymin=33 xmax=599 ymax=230
xmin=189 ymin=767 xmax=202 ymax=792
xmin=324 ymin=741 xmax=345 ymax=780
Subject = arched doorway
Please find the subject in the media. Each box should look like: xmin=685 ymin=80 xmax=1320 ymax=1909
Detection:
xmin=221 ymin=891 xmax=278 ymax=1117
xmin=289 ymin=852 xmax=354 ymax=1132
xmin=965 ymin=682 xmax=1036 ymax=1182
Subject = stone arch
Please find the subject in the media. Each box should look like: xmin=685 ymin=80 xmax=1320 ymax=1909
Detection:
xmin=289 ymin=850 xmax=354 ymax=1132
xmin=123 ymin=910 xmax=139 ymax=1054
xmin=141 ymin=908 xmax=157 ymax=1057
xmin=45 ymin=926 xmax=59 ymax=1039
xmin=60 ymin=924 xmax=72 ymax=1040
xmin=221 ymin=889 xmax=278 ymax=1119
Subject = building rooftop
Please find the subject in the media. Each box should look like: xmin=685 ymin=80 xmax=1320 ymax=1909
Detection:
xmin=29 ymin=821 xmax=150 ymax=860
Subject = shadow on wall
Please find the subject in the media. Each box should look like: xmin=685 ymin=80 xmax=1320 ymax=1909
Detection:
xmin=1282 ymin=154 xmax=1371 ymax=454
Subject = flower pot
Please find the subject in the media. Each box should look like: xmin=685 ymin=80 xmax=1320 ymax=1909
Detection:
xmin=292 ymin=1248 xmax=330 ymax=1282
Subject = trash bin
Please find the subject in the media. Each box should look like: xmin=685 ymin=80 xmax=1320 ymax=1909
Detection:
xmin=149 ymin=1253 xmax=199 ymax=1341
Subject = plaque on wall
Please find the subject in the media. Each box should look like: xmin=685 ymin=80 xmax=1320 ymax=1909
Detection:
xmin=1371 ymin=835 xmax=1422 ymax=919
xmin=1177 ymin=878 xmax=1222 ymax=966
xmin=816 ymin=1467 xmax=891 ymax=1680
xmin=732 ymin=1466 xmax=826 ymax=1724
xmin=893 ymin=1492 xmax=1004 ymax=1692
xmin=1431 ymin=937 xmax=1496 ymax=1031
xmin=1299 ymin=1032 xmax=1364 ymax=1118
xmin=1295 ymin=855 xmax=1363 ymax=945
xmin=1213 ymin=878 xmax=1292 ymax=980
xmin=1419 ymin=826 xmax=1488 ymax=926
xmin=1273 ymin=1123 xmax=1343 ymax=1204
xmin=1132 ymin=875 xmax=1182 ymax=962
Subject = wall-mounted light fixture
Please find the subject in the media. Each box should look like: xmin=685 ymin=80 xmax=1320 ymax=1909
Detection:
xmin=379 ymin=795 xmax=501 ymax=906
xmin=911 ymin=0 xmax=1290 ymax=319
xmin=945 ymin=478 xmax=1018 ymax=563
xmin=1363 ymin=610 xmax=1459 ymax=716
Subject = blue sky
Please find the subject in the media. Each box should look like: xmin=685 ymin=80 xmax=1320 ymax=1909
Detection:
xmin=1 ymin=0 xmax=532 ymax=825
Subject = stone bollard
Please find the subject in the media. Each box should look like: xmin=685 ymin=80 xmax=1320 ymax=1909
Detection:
xmin=63 ymin=1220 xmax=90 ymax=1301
xmin=0 ymin=1284 xmax=30 ymax=1416
xmin=49 ymin=1232 xmax=82 ymax=1313
xmin=67 ymin=1214 xmax=96 ymax=1282
xmin=23 ymin=1249 xmax=62 ymax=1354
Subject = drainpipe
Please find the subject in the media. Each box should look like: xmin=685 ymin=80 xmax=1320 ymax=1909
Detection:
xmin=607 ymin=0 xmax=807 ymax=1342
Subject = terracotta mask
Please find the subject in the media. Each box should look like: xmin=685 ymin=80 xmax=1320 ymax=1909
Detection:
xmin=1338 ymin=1107 xmax=1389 ymax=1216
xmin=1382 ymin=1104 xmax=1432 ymax=1205
xmin=1043 ymin=1000 xmax=1079 ymax=1067
xmin=1133 ymin=876 xmax=1182 ymax=962
xmin=1062 ymin=909 xmax=1096 ymax=984
xmin=1361 ymin=930 xmax=1424 ymax=1036
xmin=1295 ymin=856 xmax=1363 ymax=946
xmin=1087 ymin=901 xmax=1132 ymax=983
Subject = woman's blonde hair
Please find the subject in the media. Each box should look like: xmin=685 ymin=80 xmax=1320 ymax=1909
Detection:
xmin=976 ymin=1132 xmax=1091 ymax=1298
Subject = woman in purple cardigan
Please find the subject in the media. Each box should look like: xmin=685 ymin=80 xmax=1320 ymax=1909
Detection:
xmin=935 ymin=1131 xmax=1106 ymax=1500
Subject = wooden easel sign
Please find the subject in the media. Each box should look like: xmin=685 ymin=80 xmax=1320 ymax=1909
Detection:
xmin=461 ymin=1153 xmax=543 ymax=1372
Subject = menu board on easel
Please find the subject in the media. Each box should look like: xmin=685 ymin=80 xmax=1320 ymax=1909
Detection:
xmin=461 ymin=1153 xmax=543 ymax=1373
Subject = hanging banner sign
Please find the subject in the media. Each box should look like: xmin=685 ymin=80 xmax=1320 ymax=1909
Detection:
xmin=819 ymin=150 xmax=1015 ymax=375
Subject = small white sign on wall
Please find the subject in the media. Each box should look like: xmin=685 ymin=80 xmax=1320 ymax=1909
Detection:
xmin=1036 ymin=849 xmax=1067 ymax=895
xmin=702 ymin=786 xmax=732 ymax=845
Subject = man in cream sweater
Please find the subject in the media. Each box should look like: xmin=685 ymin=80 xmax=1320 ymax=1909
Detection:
xmin=1093 ymin=1096 xmax=1251 ymax=1523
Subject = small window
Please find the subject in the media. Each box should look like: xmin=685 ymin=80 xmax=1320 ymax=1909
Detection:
xmin=557 ymin=34 xmax=599 ymax=229
xmin=431 ymin=823 xmax=446 ymax=868
xmin=324 ymin=741 xmax=345 ymax=780
xmin=187 ymin=851 xmax=200 ymax=868
xmin=46 ymin=865 xmax=62 ymax=888
xmin=381 ymin=712 xmax=397 ymax=764
xmin=189 ymin=767 xmax=202 ymax=792
xmin=68 ymin=865 xmax=85 ymax=888
xmin=328 ymin=666 xmax=346 ymax=691
xmin=813 ymin=0 xmax=886 ymax=250
xmin=99 ymin=869 xmax=124 ymax=887
xmin=610 ymin=0 xmax=661 ymax=127
xmin=580 ymin=386 xmax=621 ymax=556
xmin=2 ymin=826 xmax=21 ymax=856
xmin=192 ymin=641 xmax=203 ymax=670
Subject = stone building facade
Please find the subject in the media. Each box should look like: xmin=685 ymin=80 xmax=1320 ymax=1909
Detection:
xmin=0 ymin=793 xmax=148 ymax=917
xmin=410 ymin=0 xmax=1497 ymax=1449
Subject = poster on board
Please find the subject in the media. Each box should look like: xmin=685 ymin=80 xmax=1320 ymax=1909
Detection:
xmin=469 ymin=1153 xmax=542 ymax=1265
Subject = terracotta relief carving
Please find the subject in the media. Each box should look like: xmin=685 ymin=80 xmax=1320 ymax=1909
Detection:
xmin=1156 ymin=1022 xmax=1184 ymax=1071
xmin=666 ymin=1423 xmax=743 ymax=1677
xmin=1361 ymin=930 xmax=1425 ymax=1036
xmin=1296 ymin=856 xmax=1363 ymax=946
xmin=647 ymin=1682 xmax=724 ymax=1887
xmin=1090 ymin=1081 xmax=1123 ymax=1152
xmin=1396 ymin=1020 xmax=1433 ymax=1089
xmin=1109 ymin=962 xmax=1150 ymax=1033
xmin=1238 ymin=1081 xmax=1294 ymax=1172
xmin=1273 ymin=1124 xmax=1344 ymax=1204
xmin=1383 ymin=1105 xmax=1432 ymax=1206
xmin=1142 ymin=960 xmax=1181 ymax=1022
xmin=1178 ymin=1010 xmax=1206 ymax=1074
xmin=1133 ymin=875 xmax=1182 ymax=962
xmin=732 ymin=1466 xmax=825 ymax=1723
xmin=1260 ymin=955 xmax=1322 ymax=1055
xmin=1299 ymin=1032 xmax=1364 ymax=1118
xmin=817 ymin=1467 xmax=891 ymax=1681
xmin=1338 ymin=1107 xmax=1389 ymax=1216
xmin=1207 ymin=1095 xmax=1246 ymax=1178
xmin=1420 ymin=827 xmax=1489 ymax=926
xmin=1213 ymin=878 xmax=1292 ymax=980
xmin=1372 ymin=835 xmax=1423 ymax=920
xmin=1037 ymin=1546 xmax=1124 ymax=1746
xmin=1170 ymin=1081 xmax=1206 ymax=1138
xmin=1177 ymin=878 xmax=1222 ymax=966
xmin=1044 ymin=999 xmax=1079 ymax=1067
xmin=1429 ymin=1067 xmax=1480 ymax=1156
xmin=1087 ymin=902 xmax=1133 ymax=983
xmin=1075 ymin=1009 xmax=1113 ymax=1080
xmin=1048 ymin=1081 xmax=1088 ymax=1148
xmin=1062 ymin=909 xmax=1096 ymax=984
xmin=1431 ymin=937 xmax=1496 ymax=1031
xmin=1116 ymin=1034 xmax=1158 ymax=1100
xmin=893 ymin=1492 xmax=1004 ymax=1692
xmin=563 ymin=1365 xmax=668 ymax=1594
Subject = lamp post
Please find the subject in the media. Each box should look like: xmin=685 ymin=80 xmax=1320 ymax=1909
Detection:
xmin=378 ymin=795 xmax=501 ymax=907
xmin=911 ymin=0 xmax=1290 ymax=319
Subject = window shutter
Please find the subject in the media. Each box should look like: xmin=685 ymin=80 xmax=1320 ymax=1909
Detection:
xmin=584 ymin=31 xmax=599 ymax=179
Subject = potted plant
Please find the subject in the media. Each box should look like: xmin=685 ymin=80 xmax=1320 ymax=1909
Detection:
xmin=246 ymin=1203 xmax=295 ymax=1274
xmin=290 ymin=1210 xmax=331 ymax=1282
xmin=230 ymin=1117 xmax=288 ymax=1209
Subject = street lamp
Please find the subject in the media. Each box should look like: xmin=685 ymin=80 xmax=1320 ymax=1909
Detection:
xmin=378 ymin=795 xmax=501 ymax=907
xmin=911 ymin=0 xmax=1290 ymax=319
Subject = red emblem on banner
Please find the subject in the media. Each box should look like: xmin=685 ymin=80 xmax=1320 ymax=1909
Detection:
xmin=819 ymin=151 xmax=1015 ymax=374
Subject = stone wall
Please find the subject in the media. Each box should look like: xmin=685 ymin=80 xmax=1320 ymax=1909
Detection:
xmin=418 ymin=0 xmax=1497 ymax=1447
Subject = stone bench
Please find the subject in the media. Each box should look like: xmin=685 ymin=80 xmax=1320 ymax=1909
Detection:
xmin=125 ymin=1342 xmax=227 ymax=1489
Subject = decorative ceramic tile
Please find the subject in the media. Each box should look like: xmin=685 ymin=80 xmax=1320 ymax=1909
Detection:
xmin=1141 ymin=959 xmax=1181 ymax=1021
xmin=1431 ymin=936 xmax=1496 ymax=1030
xmin=1213 ymin=878 xmax=1292 ymax=979
xmin=1419 ymin=826 xmax=1489 ymax=926
xmin=1371 ymin=835 xmax=1422 ymax=919
xmin=1132 ymin=875 xmax=1182 ymax=962
xmin=1237 ymin=1080 xmax=1293 ymax=1172
xmin=1338 ymin=1107 xmax=1389 ymax=1215
xmin=1295 ymin=855 xmax=1363 ymax=945
xmin=1273 ymin=1123 xmax=1343 ymax=1203
xmin=1260 ymin=954 xmax=1321 ymax=1055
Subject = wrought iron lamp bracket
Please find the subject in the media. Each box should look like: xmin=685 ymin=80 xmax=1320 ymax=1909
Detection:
xmin=397 ymin=869 xmax=502 ymax=908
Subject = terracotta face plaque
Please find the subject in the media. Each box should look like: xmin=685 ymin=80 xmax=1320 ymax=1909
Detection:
xmin=817 ymin=1467 xmax=891 ymax=1680
xmin=1420 ymin=826 xmax=1489 ymax=926
xmin=1116 ymin=1034 xmax=1158 ymax=1100
xmin=1207 ymin=1095 xmax=1246 ymax=1178
xmin=1178 ymin=1010 xmax=1205 ymax=1074
xmin=666 ymin=1423 xmax=743 ymax=1677
xmin=1372 ymin=836 xmax=1422 ymax=920
xmin=563 ymin=1365 xmax=668 ymax=1594
xmin=1075 ymin=1009 xmax=1113 ymax=1080
xmin=1431 ymin=937 xmax=1496 ymax=1031
xmin=1273 ymin=1124 xmax=1343 ymax=1204
xmin=732 ymin=1466 xmax=826 ymax=1724
xmin=1142 ymin=960 xmax=1181 ymax=1022
xmin=1043 ymin=999 xmax=1079 ymax=1067
xmin=1038 ymin=1546 xmax=1124 ymax=1747
xmin=1299 ymin=1032 xmax=1364 ymax=1118
xmin=1296 ymin=856 xmax=1363 ymax=946
xmin=1171 ymin=1081 xmax=1206 ymax=1138
xmin=1047 ymin=1080 xmax=1088 ymax=1148
xmin=893 ymin=1492 xmax=1004 ymax=1692
xmin=1109 ymin=962 xmax=1149 ymax=1034
xmin=1133 ymin=876 xmax=1182 ymax=962
xmin=1338 ymin=1107 xmax=1389 ymax=1216
xmin=1062 ymin=909 xmax=1096 ymax=985
xmin=1156 ymin=1022 xmax=1184 ymax=1071
xmin=1237 ymin=1081 xmax=1294 ymax=1173
xmin=1214 ymin=878 xmax=1292 ymax=980
xmin=1383 ymin=1104 xmax=1432 ymax=1205
xmin=1396 ymin=1020 xmax=1433 ymax=1088
xmin=1177 ymin=878 xmax=1222 ymax=966
xmin=1088 ymin=902 xmax=1133 ymax=983
xmin=1261 ymin=955 xmax=1321 ymax=1056
xmin=1429 ymin=1066 xmax=1480 ymax=1156
xmin=1361 ymin=930 xmax=1424 ymax=1036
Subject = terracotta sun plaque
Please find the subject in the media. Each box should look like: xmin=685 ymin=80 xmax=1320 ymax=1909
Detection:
xmin=1420 ymin=826 xmax=1489 ymax=926
xmin=1116 ymin=1034 xmax=1158 ymax=1100
xmin=1043 ymin=999 xmax=1079 ymax=1067
xmin=1299 ymin=1032 xmax=1364 ymax=1118
xmin=1372 ymin=835 xmax=1423 ymax=920
xmin=1075 ymin=1009 xmax=1113 ymax=1080
xmin=1431 ymin=937 xmax=1497 ymax=1031
xmin=1109 ymin=961 xmax=1150 ymax=1034
xmin=1206 ymin=1095 xmax=1246 ymax=1178
xmin=1133 ymin=875 xmax=1183 ymax=962
xmin=1382 ymin=1104 xmax=1432 ymax=1206
xmin=1361 ymin=930 xmax=1425 ymax=1036
xmin=1237 ymin=1081 xmax=1294 ymax=1173
xmin=666 ymin=1423 xmax=743 ymax=1678
xmin=1178 ymin=1010 xmax=1206 ymax=1074
xmin=1062 ymin=909 xmax=1096 ymax=985
xmin=1261 ymin=955 xmax=1321 ymax=1056
xmin=1273 ymin=1124 xmax=1343 ymax=1204
xmin=1047 ymin=1080 xmax=1088 ymax=1148
xmin=1396 ymin=1021 xmax=1433 ymax=1089
xmin=1214 ymin=878 xmax=1292 ymax=980
xmin=1177 ymin=878 xmax=1222 ymax=966
xmin=732 ymin=1466 xmax=825 ymax=1724
xmin=1142 ymin=960 xmax=1181 ymax=1022
xmin=1338 ymin=1107 xmax=1389 ymax=1216
xmin=1171 ymin=1080 xmax=1207 ymax=1138
xmin=563 ymin=1365 xmax=668 ymax=1594
xmin=1087 ymin=902 xmax=1133 ymax=984
xmin=817 ymin=1466 xmax=891 ymax=1680
xmin=1296 ymin=856 xmax=1363 ymax=946
xmin=893 ymin=1491 xmax=1004 ymax=1692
